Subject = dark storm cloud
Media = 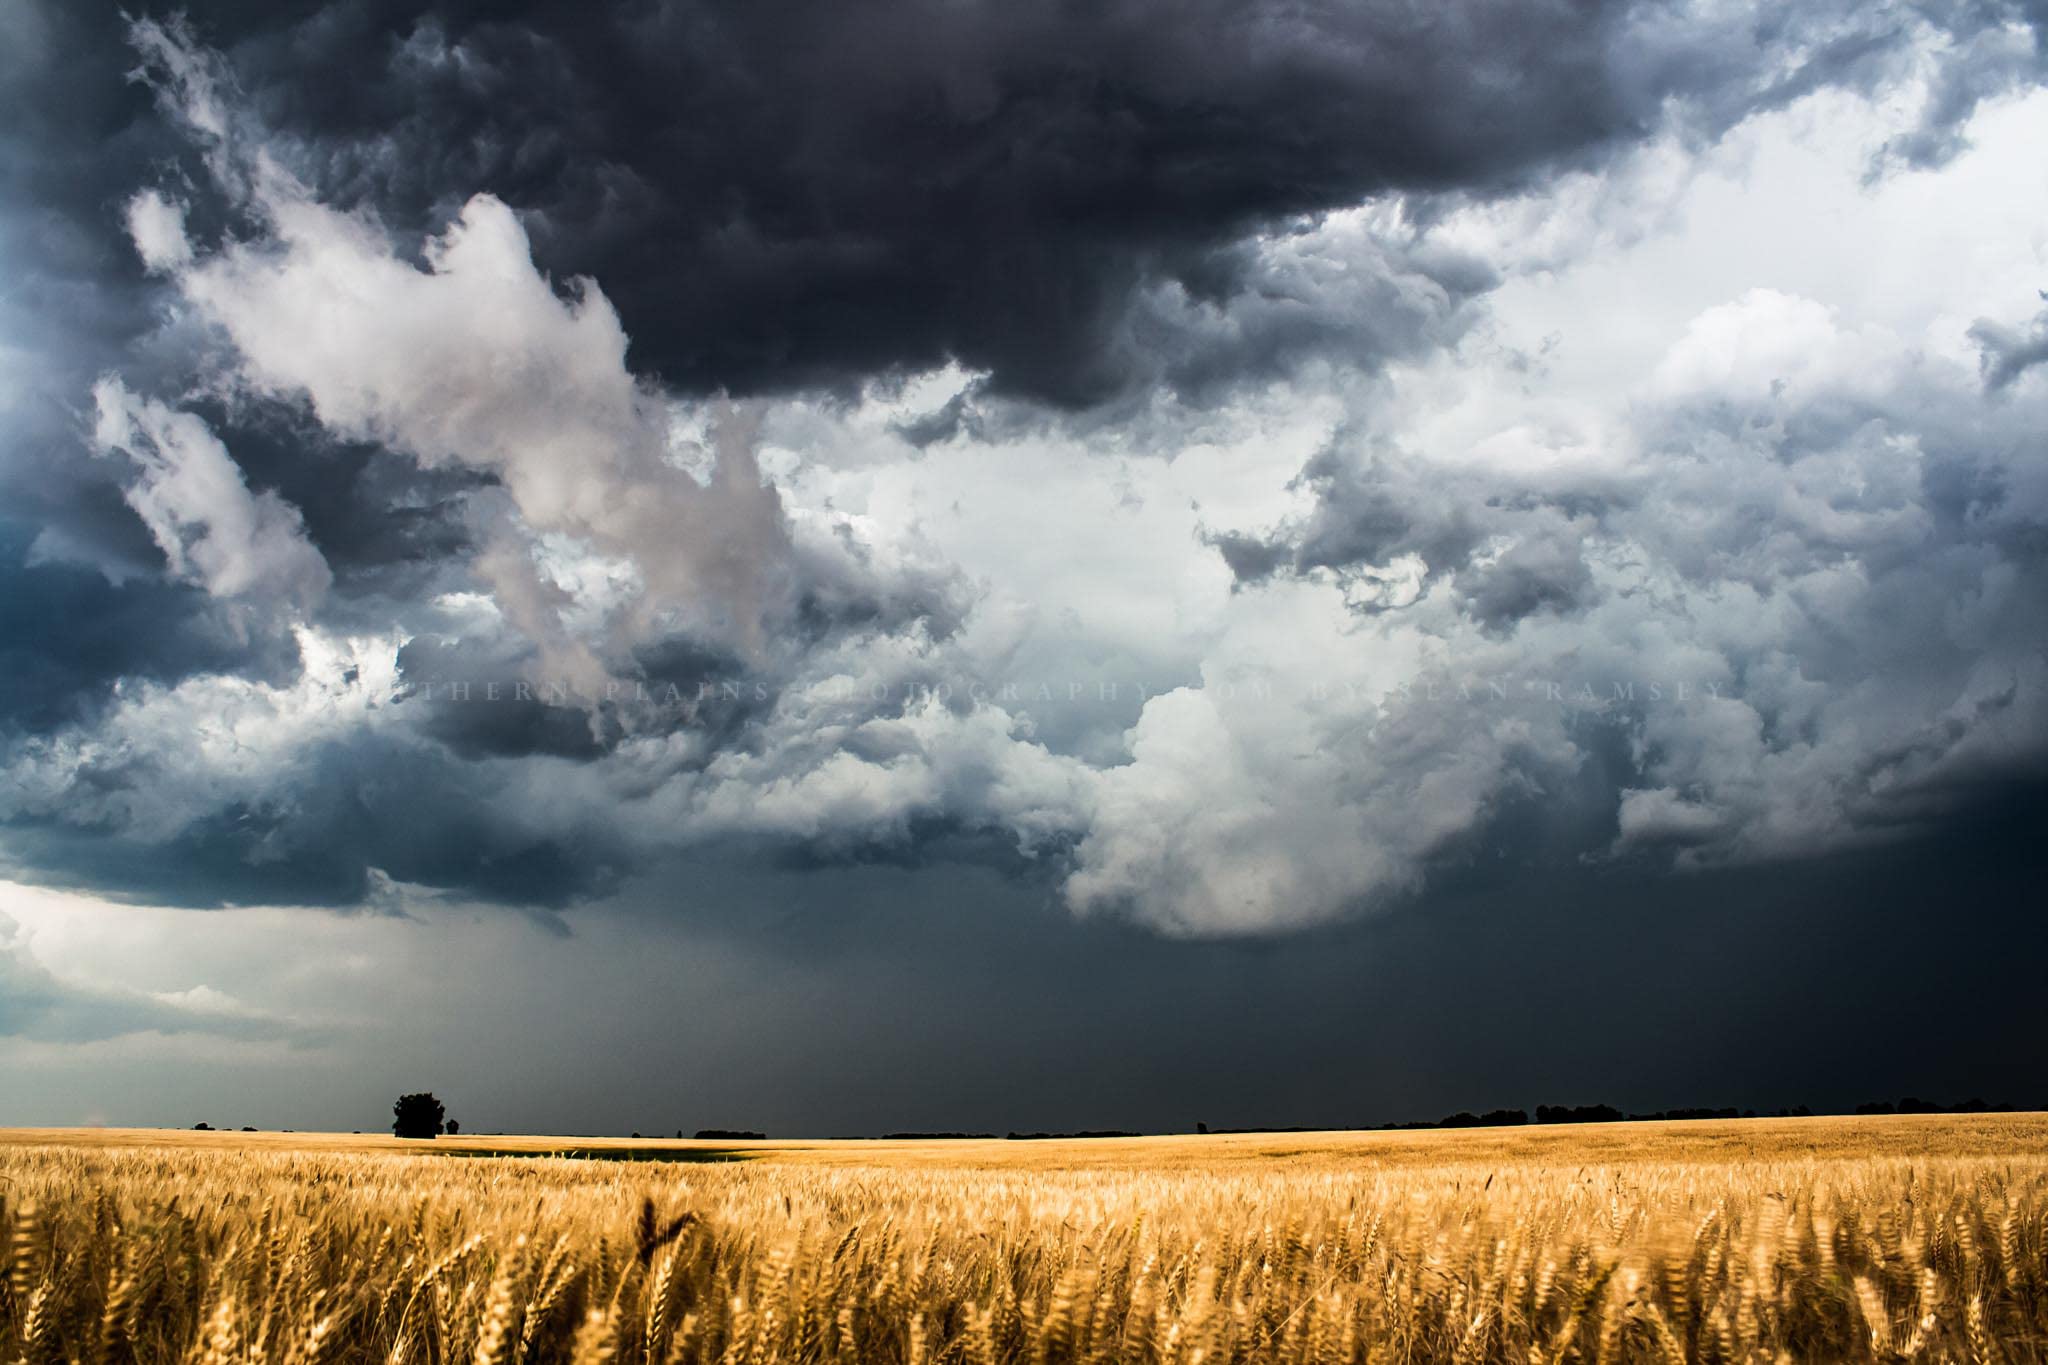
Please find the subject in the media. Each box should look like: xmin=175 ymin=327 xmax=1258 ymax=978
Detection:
xmin=1206 ymin=435 xmax=1506 ymax=608
xmin=1215 ymin=300 xmax=2041 ymax=638
xmin=1454 ymin=524 xmax=1596 ymax=630
xmin=1872 ymin=8 xmax=2048 ymax=171
xmin=391 ymin=630 xmax=781 ymax=764
xmin=890 ymin=390 xmax=986 ymax=450
xmin=394 ymin=635 xmax=609 ymax=762
xmin=181 ymin=404 xmax=492 ymax=598
xmin=1289 ymin=442 xmax=1490 ymax=578
xmin=0 ymin=518 xmax=306 ymax=735
xmin=0 ymin=7 xmax=243 ymax=522
xmin=4 ymin=0 xmax=2047 ymax=928
xmin=4 ymin=730 xmax=625 ymax=909
xmin=121 ymin=0 xmax=2048 ymax=406
xmin=0 ymin=5 xmax=484 ymax=704
xmin=0 ymin=4 xmax=972 ymax=913
xmin=1149 ymin=276 xmax=2048 ymax=931
xmin=1971 ymin=301 xmax=2048 ymax=391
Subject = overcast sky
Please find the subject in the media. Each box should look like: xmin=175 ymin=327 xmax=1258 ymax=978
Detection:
xmin=2 ymin=0 xmax=2046 ymax=1135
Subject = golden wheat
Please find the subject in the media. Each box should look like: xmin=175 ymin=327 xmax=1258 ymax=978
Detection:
xmin=1 ymin=1117 xmax=2044 ymax=1363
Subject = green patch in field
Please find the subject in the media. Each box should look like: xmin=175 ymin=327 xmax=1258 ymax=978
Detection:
xmin=437 ymin=1146 xmax=758 ymax=1165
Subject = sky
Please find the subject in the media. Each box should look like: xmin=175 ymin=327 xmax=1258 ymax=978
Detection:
xmin=1 ymin=0 xmax=2046 ymax=1136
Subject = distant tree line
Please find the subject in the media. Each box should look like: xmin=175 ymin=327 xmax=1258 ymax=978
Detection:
xmin=1442 ymin=1108 xmax=1539 ymax=1128
xmin=882 ymin=1132 xmax=999 ymax=1140
xmin=1006 ymin=1131 xmax=1141 ymax=1140
xmin=1198 ymin=1096 xmax=2024 ymax=1136
xmin=1853 ymin=1097 xmax=2010 ymax=1115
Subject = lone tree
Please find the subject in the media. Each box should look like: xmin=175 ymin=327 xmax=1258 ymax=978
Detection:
xmin=393 ymin=1092 xmax=446 ymax=1139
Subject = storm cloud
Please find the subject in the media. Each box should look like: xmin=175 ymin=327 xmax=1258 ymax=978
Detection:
xmin=2 ymin=0 xmax=2047 ymax=952
xmin=18 ymin=2 xmax=2046 ymax=405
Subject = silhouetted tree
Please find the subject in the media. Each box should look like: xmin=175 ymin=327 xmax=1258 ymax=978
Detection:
xmin=393 ymin=1092 xmax=446 ymax=1139
xmin=445 ymin=1119 xmax=460 ymax=1136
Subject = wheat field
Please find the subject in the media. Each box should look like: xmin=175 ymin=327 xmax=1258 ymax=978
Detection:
xmin=2 ymin=1115 xmax=2045 ymax=1364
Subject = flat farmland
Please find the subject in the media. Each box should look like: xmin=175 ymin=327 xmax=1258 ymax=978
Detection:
xmin=3 ymin=1114 xmax=2045 ymax=1362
